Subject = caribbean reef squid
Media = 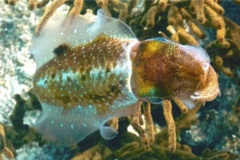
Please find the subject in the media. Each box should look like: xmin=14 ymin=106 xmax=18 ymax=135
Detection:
xmin=30 ymin=9 xmax=219 ymax=151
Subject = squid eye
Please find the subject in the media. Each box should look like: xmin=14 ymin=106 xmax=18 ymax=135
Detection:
xmin=53 ymin=44 xmax=70 ymax=55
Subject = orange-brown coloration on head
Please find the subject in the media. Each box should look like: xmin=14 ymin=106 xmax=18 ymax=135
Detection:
xmin=131 ymin=39 xmax=218 ymax=104
xmin=33 ymin=35 xmax=132 ymax=114
xmin=132 ymin=40 xmax=203 ymax=98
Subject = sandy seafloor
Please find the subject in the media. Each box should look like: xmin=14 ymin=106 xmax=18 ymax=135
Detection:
xmin=0 ymin=0 xmax=240 ymax=160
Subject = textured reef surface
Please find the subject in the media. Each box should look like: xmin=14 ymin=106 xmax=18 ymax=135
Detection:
xmin=0 ymin=0 xmax=239 ymax=160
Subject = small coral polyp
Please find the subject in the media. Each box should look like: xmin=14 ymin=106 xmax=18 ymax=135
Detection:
xmin=30 ymin=9 xmax=219 ymax=151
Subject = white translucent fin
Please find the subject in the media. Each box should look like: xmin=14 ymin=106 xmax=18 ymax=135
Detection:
xmin=29 ymin=9 xmax=136 ymax=69
xmin=34 ymin=103 xmax=101 ymax=147
xmin=100 ymin=125 xmax=118 ymax=140
xmin=88 ymin=9 xmax=136 ymax=39
xmin=35 ymin=101 xmax=139 ymax=146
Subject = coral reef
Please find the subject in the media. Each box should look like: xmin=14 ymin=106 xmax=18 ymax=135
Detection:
xmin=1 ymin=0 xmax=240 ymax=159
xmin=2 ymin=92 xmax=239 ymax=159
xmin=6 ymin=0 xmax=238 ymax=78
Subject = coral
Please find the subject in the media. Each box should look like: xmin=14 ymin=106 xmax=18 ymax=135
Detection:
xmin=102 ymin=0 xmax=240 ymax=80
xmin=72 ymin=144 xmax=112 ymax=160
xmin=4 ymin=89 xmax=239 ymax=159
xmin=3 ymin=0 xmax=240 ymax=159
xmin=201 ymin=148 xmax=239 ymax=160
xmin=127 ymin=102 xmax=154 ymax=147
xmin=4 ymin=0 xmax=239 ymax=49
xmin=0 ymin=125 xmax=14 ymax=160
xmin=10 ymin=91 xmax=41 ymax=131
xmin=139 ymin=0 xmax=226 ymax=45
xmin=70 ymin=101 xmax=239 ymax=160
xmin=35 ymin=0 xmax=67 ymax=36
xmin=5 ymin=0 xmax=137 ymax=36
xmin=162 ymin=100 xmax=176 ymax=152
xmin=128 ymin=104 xmax=151 ymax=146
xmin=233 ymin=95 xmax=240 ymax=116
xmin=207 ymin=17 xmax=240 ymax=78
xmin=2 ymin=90 xmax=43 ymax=152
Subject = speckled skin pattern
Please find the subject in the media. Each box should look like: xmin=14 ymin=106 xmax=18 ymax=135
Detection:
xmin=131 ymin=38 xmax=219 ymax=104
xmin=34 ymin=35 xmax=134 ymax=114
xmin=31 ymin=9 xmax=219 ymax=147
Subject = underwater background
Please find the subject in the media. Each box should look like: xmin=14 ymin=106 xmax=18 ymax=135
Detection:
xmin=0 ymin=0 xmax=239 ymax=159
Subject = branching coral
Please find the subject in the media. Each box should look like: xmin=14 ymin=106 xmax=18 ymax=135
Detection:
xmin=72 ymin=144 xmax=112 ymax=160
xmin=161 ymin=100 xmax=176 ymax=152
xmin=138 ymin=0 xmax=227 ymax=46
xmin=71 ymin=102 xmax=239 ymax=160
xmin=0 ymin=125 xmax=14 ymax=160
xmin=3 ymin=0 xmax=240 ymax=159
xmin=3 ymin=90 xmax=239 ymax=159
xmin=127 ymin=102 xmax=155 ymax=147
xmin=207 ymin=17 xmax=240 ymax=78
xmin=134 ymin=0 xmax=240 ymax=78
xmin=6 ymin=0 xmax=238 ymax=56
xmin=201 ymin=148 xmax=239 ymax=160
